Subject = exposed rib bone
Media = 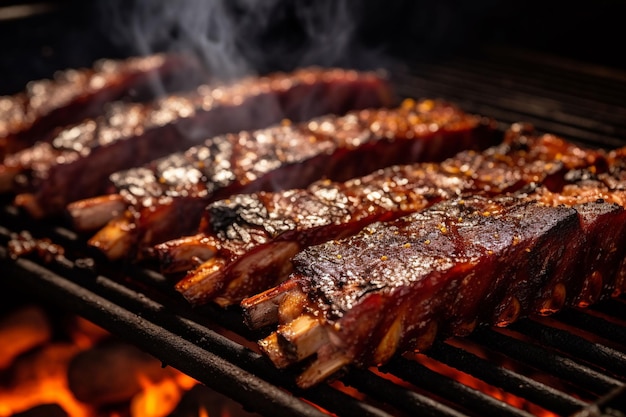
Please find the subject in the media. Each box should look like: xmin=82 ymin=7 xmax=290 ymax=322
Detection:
xmin=277 ymin=286 xmax=309 ymax=325
xmin=241 ymin=280 xmax=301 ymax=329
xmin=67 ymin=194 xmax=127 ymax=231
xmin=0 ymin=165 xmax=19 ymax=193
xmin=156 ymin=234 xmax=218 ymax=274
xmin=87 ymin=216 xmax=137 ymax=261
xmin=14 ymin=193 xmax=45 ymax=219
xmin=174 ymin=241 xmax=300 ymax=307
xmin=172 ymin=257 xmax=228 ymax=305
xmin=258 ymin=333 xmax=293 ymax=369
xmin=296 ymin=351 xmax=352 ymax=389
xmin=276 ymin=315 xmax=329 ymax=362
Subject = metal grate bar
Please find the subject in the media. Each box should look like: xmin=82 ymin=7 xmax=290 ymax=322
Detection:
xmin=392 ymin=76 xmax=625 ymax=148
xmin=342 ymin=369 xmax=471 ymax=417
xmin=381 ymin=356 xmax=535 ymax=417
xmin=425 ymin=340 xmax=587 ymax=416
xmin=0 ymin=246 xmax=404 ymax=417
xmin=432 ymin=58 xmax=626 ymax=112
xmin=88 ymin=273 xmax=398 ymax=417
xmin=0 ymin=251 xmax=326 ymax=417
xmin=574 ymin=385 xmax=626 ymax=417
xmin=406 ymin=61 xmax=626 ymax=132
xmin=553 ymin=309 xmax=626 ymax=346
xmin=451 ymin=52 xmax=626 ymax=107
xmin=511 ymin=319 xmax=626 ymax=379
xmin=590 ymin=298 xmax=626 ymax=319
xmin=467 ymin=328 xmax=624 ymax=395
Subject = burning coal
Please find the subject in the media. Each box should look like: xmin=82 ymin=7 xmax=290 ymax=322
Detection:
xmin=0 ymin=304 xmax=258 ymax=417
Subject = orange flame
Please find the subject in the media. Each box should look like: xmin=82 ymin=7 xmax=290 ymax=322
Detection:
xmin=0 ymin=344 xmax=94 ymax=417
xmin=131 ymin=375 xmax=183 ymax=417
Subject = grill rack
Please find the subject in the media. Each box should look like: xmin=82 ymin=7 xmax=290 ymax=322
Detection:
xmin=2 ymin=49 xmax=626 ymax=416
xmin=2 ymin=202 xmax=626 ymax=417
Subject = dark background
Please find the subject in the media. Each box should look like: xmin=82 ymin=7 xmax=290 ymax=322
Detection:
xmin=1 ymin=0 xmax=625 ymax=94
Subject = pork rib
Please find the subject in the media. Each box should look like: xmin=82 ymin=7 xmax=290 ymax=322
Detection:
xmin=242 ymin=173 xmax=626 ymax=388
xmin=0 ymin=53 xmax=205 ymax=157
xmin=79 ymin=100 xmax=499 ymax=261
xmin=2 ymin=67 xmax=392 ymax=218
xmin=165 ymin=125 xmax=604 ymax=307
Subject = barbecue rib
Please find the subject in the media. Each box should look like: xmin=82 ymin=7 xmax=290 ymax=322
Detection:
xmin=1 ymin=67 xmax=392 ymax=218
xmin=0 ymin=53 xmax=205 ymax=158
xmin=242 ymin=170 xmax=626 ymax=388
xmin=165 ymin=125 xmax=604 ymax=307
xmin=76 ymin=99 xmax=498 ymax=261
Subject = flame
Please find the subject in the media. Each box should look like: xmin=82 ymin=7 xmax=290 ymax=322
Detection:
xmin=0 ymin=344 xmax=94 ymax=417
xmin=67 ymin=316 xmax=111 ymax=349
xmin=131 ymin=375 xmax=183 ymax=417
xmin=0 ymin=305 xmax=212 ymax=417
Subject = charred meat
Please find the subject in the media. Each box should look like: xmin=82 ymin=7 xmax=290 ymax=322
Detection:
xmin=166 ymin=125 xmax=604 ymax=307
xmin=242 ymin=169 xmax=626 ymax=388
xmin=1 ymin=67 xmax=392 ymax=218
xmin=0 ymin=53 xmax=205 ymax=157
xmin=77 ymin=99 xmax=498 ymax=260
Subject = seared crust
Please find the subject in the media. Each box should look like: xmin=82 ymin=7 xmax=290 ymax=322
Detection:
xmin=242 ymin=158 xmax=626 ymax=388
xmin=86 ymin=98 xmax=499 ymax=260
xmin=0 ymin=53 xmax=204 ymax=157
xmin=166 ymin=126 xmax=605 ymax=307
xmin=4 ymin=67 xmax=393 ymax=218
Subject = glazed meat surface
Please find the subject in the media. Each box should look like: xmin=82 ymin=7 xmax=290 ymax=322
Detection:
xmin=77 ymin=99 xmax=498 ymax=260
xmin=0 ymin=53 xmax=204 ymax=157
xmin=1 ymin=67 xmax=392 ymax=218
xmin=164 ymin=125 xmax=604 ymax=307
xmin=241 ymin=157 xmax=626 ymax=388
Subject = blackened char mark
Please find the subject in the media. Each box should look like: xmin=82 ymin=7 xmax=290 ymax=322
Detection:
xmin=244 ymin=173 xmax=626 ymax=387
xmin=167 ymin=128 xmax=605 ymax=307
xmin=90 ymin=98 xmax=497 ymax=261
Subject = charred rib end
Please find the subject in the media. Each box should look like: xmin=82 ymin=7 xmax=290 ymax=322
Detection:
xmin=241 ymin=280 xmax=302 ymax=329
xmin=174 ymin=257 xmax=229 ymax=306
xmin=155 ymin=234 xmax=218 ymax=274
xmin=88 ymin=217 xmax=138 ymax=260
xmin=0 ymin=165 xmax=19 ymax=193
xmin=67 ymin=194 xmax=127 ymax=231
xmin=14 ymin=194 xmax=45 ymax=219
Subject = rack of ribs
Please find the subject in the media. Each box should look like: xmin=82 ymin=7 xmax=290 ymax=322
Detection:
xmin=72 ymin=99 xmax=498 ymax=261
xmin=241 ymin=158 xmax=626 ymax=388
xmin=0 ymin=67 xmax=393 ymax=218
xmin=0 ymin=53 xmax=206 ymax=158
xmin=161 ymin=124 xmax=605 ymax=307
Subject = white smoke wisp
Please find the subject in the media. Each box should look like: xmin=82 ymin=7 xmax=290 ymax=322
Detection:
xmin=97 ymin=0 xmax=379 ymax=79
xmin=296 ymin=0 xmax=355 ymax=67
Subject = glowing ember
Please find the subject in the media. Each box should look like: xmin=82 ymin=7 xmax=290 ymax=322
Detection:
xmin=131 ymin=376 xmax=182 ymax=417
xmin=0 ymin=343 xmax=93 ymax=417
xmin=0 ymin=305 xmax=252 ymax=417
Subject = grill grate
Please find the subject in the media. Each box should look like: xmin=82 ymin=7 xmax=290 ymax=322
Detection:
xmin=2 ymin=49 xmax=626 ymax=416
xmin=391 ymin=49 xmax=626 ymax=148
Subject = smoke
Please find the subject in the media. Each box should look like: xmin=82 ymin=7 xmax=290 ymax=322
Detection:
xmin=97 ymin=0 xmax=374 ymax=79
